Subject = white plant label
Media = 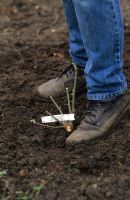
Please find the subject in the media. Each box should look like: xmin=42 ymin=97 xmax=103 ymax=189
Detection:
xmin=41 ymin=114 xmax=75 ymax=123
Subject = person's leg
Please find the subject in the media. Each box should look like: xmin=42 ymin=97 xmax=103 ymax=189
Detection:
xmin=62 ymin=0 xmax=88 ymax=67
xmin=72 ymin=0 xmax=127 ymax=100
xmin=36 ymin=0 xmax=88 ymax=98
xmin=66 ymin=0 xmax=130 ymax=146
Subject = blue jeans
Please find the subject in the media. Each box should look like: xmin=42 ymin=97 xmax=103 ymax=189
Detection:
xmin=63 ymin=0 xmax=127 ymax=100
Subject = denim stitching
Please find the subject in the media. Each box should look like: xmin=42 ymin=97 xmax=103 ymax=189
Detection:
xmin=111 ymin=0 xmax=121 ymax=64
xmin=87 ymin=86 xmax=127 ymax=101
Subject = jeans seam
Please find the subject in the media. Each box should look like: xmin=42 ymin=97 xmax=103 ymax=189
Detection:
xmin=111 ymin=0 xmax=121 ymax=64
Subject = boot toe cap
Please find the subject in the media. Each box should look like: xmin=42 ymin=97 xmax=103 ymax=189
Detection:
xmin=36 ymin=79 xmax=66 ymax=98
xmin=66 ymin=129 xmax=100 ymax=146
xmin=66 ymin=131 xmax=88 ymax=146
xmin=36 ymin=85 xmax=50 ymax=98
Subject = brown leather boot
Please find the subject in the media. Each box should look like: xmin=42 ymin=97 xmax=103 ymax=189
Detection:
xmin=66 ymin=94 xmax=130 ymax=146
xmin=36 ymin=63 xmax=86 ymax=98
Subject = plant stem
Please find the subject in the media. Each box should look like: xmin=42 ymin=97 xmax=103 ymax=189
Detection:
xmin=50 ymin=96 xmax=63 ymax=115
xmin=66 ymin=88 xmax=72 ymax=113
xmin=71 ymin=63 xmax=78 ymax=113
xmin=34 ymin=121 xmax=63 ymax=129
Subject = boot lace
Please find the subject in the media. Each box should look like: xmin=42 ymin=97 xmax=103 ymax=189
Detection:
xmin=58 ymin=64 xmax=74 ymax=79
xmin=82 ymin=101 xmax=101 ymax=125
xmin=85 ymin=101 xmax=100 ymax=117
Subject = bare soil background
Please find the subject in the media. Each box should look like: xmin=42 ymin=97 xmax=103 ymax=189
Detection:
xmin=0 ymin=0 xmax=130 ymax=199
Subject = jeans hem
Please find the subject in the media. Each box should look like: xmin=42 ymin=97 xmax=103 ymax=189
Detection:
xmin=87 ymin=87 xmax=127 ymax=101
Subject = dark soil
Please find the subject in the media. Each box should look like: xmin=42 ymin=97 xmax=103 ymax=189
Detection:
xmin=0 ymin=0 xmax=130 ymax=199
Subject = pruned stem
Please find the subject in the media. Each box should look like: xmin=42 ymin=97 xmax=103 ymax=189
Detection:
xmin=71 ymin=63 xmax=78 ymax=113
xmin=50 ymin=96 xmax=63 ymax=115
xmin=66 ymin=88 xmax=72 ymax=113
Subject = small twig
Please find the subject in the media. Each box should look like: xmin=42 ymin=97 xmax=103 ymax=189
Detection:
xmin=71 ymin=63 xmax=78 ymax=113
xmin=50 ymin=96 xmax=63 ymax=115
xmin=31 ymin=119 xmax=63 ymax=129
xmin=66 ymin=87 xmax=72 ymax=113
xmin=36 ymin=6 xmax=60 ymax=39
